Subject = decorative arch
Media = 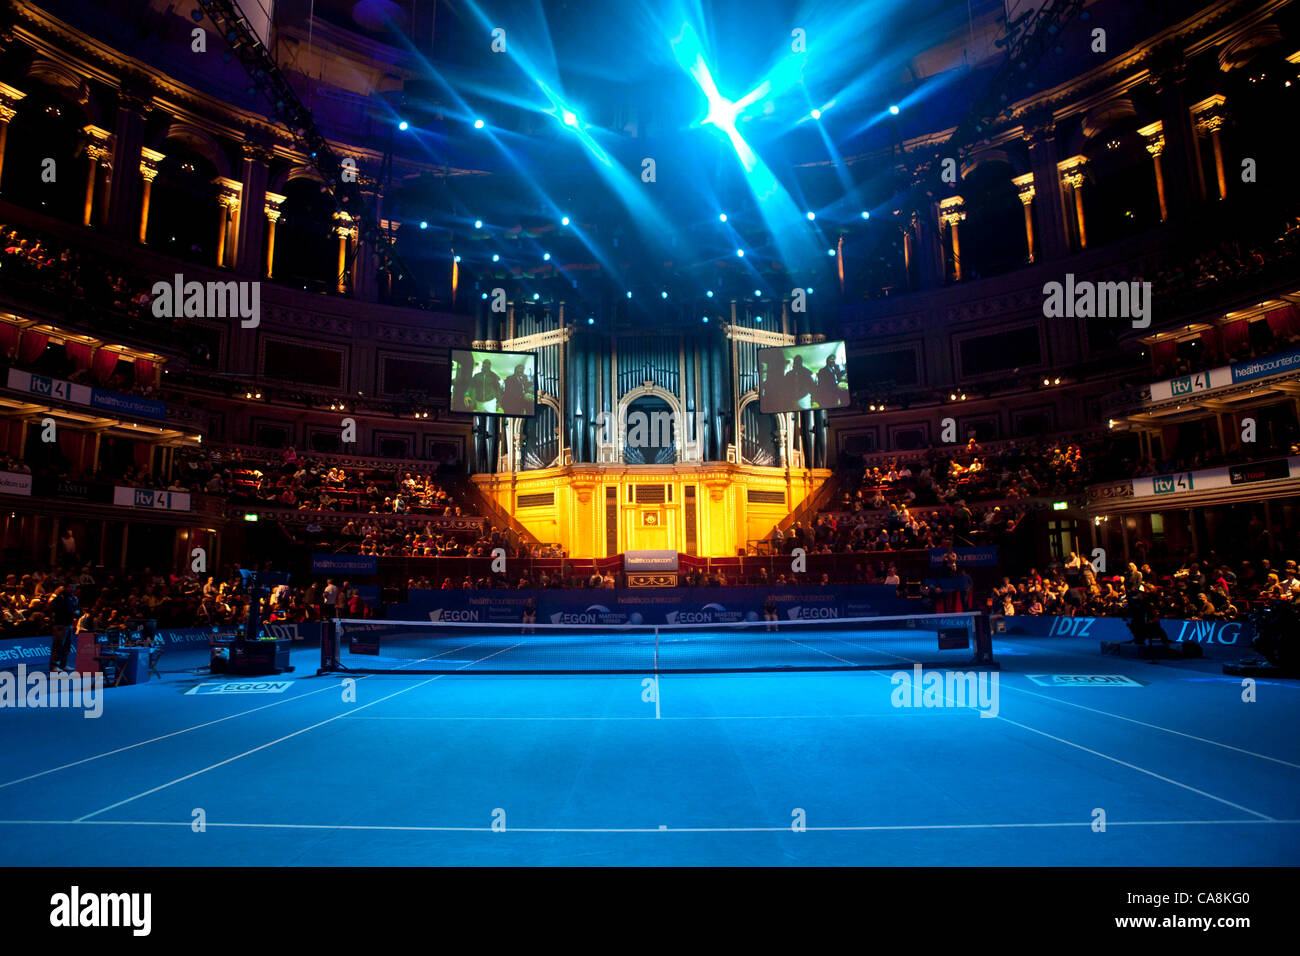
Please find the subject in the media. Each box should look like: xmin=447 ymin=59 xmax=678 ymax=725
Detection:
xmin=269 ymin=164 xmax=327 ymax=193
xmin=960 ymin=147 xmax=1027 ymax=181
xmin=23 ymin=60 xmax=99 ymax=125
xmin=153 ymin=122 xmax=233 ymax=179
xmin=615 ymin=383 xmax=686 ymax=463
xmin=519 ymin=392 xmax=561 ymax=470
xmin=738 ymin=391 xmax=783 ymax=467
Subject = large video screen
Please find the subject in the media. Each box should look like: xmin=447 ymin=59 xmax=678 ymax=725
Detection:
xmin=449 ymin=348 xmax=537 ymax=417
xmin=758 ymin=340 xmax=850 ymax=413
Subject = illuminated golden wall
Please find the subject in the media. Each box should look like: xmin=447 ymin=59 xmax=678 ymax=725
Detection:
xmin=473 ymin=464 xmax=830 ymax=557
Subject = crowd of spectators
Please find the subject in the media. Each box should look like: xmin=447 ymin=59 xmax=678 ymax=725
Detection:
xmin=171 ymin=446 xmax=466 ymax=516
xmin=1 ymin=222 xmax=157 ymax=317
xmin=0 ymin=564 xmax=381 ymax=639
xmin=987 ymin=548 xmax=1300 ymax=623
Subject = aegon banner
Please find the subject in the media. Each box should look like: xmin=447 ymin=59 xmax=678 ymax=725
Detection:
xmin=0 ymin=627 xmax=236 ymax=669
xmin=394 ymin=585 xmax=917 ymax=626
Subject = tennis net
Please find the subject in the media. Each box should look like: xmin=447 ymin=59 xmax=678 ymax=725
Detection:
xmin=319 ymin=612 xmax=994 ymax=674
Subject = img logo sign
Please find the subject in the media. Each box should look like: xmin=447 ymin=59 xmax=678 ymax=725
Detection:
xmin=891 ymin=664 xmax=999 ymax=718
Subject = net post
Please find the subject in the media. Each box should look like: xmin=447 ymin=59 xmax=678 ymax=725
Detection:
xmin=319 ymin=618 xmax=339 ymax=673
xmin=973 ymin=613 xmax=994 ymax=665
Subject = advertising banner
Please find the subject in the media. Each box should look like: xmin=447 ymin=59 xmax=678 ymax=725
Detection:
xmin=0 ymin=471 xmax=33 ymax=496
xmin=394 ymin=585 xmax=919 ymax=626
xmin=312 ymin=554 xmax=379 ymax=575
xmin=113 ymin=486 xmax=192 ymax=511
xmin=623 ymin=550 xmax=680 ymax=572
xmin=928 ymin=547 xmax=998 ymax=567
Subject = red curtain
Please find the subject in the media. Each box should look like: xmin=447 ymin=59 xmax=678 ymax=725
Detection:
xmin=1222 ymin=320 xmax=1248 ymax=355
xmin=134 ymin=358 xmax=157 ymax=388
xmin=1151 ymin=339 xmax=1176 ymax=371
xmin=1199 ymin=327 xmax=1221 ymax=364
xmin=17 ymin=330 xmax=48 ymax=365
xmin=133 ymin=441 xmax=153 ymax=472
xmin=65 ymin=340 xmax=94 ymax=371
xmin=1266 ymin=304 xmax=1300 ymax=338
xmin=92 ymin=348 xmax=119 ymax=383
xmin=0 ymin=323 xmax=18 ymax=360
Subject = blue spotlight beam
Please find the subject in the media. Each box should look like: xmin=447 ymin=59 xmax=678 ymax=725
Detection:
xmin=671 ymin=22 xmax=820 ymax=272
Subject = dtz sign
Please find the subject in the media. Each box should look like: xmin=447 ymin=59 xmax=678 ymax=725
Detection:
xmin=1047 ymin=616 xmax=1242 ymax=644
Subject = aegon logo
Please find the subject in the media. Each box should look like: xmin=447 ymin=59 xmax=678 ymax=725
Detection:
xmin=185 ymin=680 xmax=292 ymax=695
xmin=429 ymin=609 xmax=480 ymax=622
xmin=786 ymin=606 xmax=839 ymax=620
xmin=1027 ymin=674 xmax=1142 ymax=687
xmin=670 ymin=611 xmax=716 ymax=625
xmin=551 ymin=612 xmax=599 ymax=625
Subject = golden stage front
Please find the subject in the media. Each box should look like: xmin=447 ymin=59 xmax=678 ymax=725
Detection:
xmin=473 ymin=463 xmax=831 ymax=558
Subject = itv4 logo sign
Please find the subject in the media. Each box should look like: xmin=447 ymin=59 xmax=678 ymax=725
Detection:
xmin=1153 ymin=473 xmax=1193 ymax=495
xmin=1170 ymin=373 xmax=1210 ymax=396
xmin=134 ymin=489 xmax=173 ymax=509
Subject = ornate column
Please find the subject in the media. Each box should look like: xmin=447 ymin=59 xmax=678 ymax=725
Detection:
xmin=235 ymin=144 xmax=272 ymax=276
xmin=1149 ymin=56 xmax=1205 ymax=217
xmin=937 ymin=196 xmax=966 ymax=281
xmin=1190 ymin=95 xmax=1228 ymax=201
xmin=137 ymin=147 xmax=163 ymax=243
xmin=107 ymin=84 xmax=151 ymax=235
xmin=213 ymin=177 xmax=242 ymax=268
xmin=80 ymin=126 xmax=113 ymax=227
xmin=1012 ymin=172 xmax=1036 ymax=261
xmin=1058 ymin=155 xmax=1089 ymax=250
xmin=263 ymin=191 xmax=285 ymax=278
xmin=1137 ymin=121 xmax=1168 ymax=221
xmin=332 ymin=211 xmax=356 ymax=293
xmin=0 ymin=82 xmax=27 ymax=185
xmin=1023 ymin=113 xmax=1069 ymax=260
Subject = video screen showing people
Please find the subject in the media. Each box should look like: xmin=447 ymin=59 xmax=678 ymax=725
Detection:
xmin=450 ymin=349 xmax=537 ymax=417
xmin=758 ymin=341 xmax=850 ymax=413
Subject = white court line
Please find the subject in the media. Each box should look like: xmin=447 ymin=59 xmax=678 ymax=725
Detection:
xmin=0 ymin=817 xmax=1296 ymax=834
xmin=344 ymin=712 xmax=972 ymax=721
xmin=856 ymin=669 xmax=1279 ymax=822
xmin=0 ymin=638 xmax=488 ymax=792
xmin=992 ymin=714 xmax=1274 ymax=821
xmin=779 ymin=636 xmax=860 ymax=666
xmin=999 ymin=682 xmax=1300 ymax=770
xmin=74 ymin=640 xmax=525 ymax=822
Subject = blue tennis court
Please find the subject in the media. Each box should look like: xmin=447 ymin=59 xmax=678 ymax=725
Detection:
xmin=1 ymin=630 xmax=1297 ymax=866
